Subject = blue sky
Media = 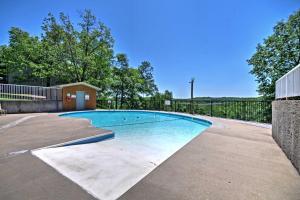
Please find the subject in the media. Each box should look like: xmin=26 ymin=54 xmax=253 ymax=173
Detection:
xmin=1 ymin=0 xmax=299 ymax=98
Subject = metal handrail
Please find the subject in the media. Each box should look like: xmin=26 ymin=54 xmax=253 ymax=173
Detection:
xmin=0 ymin=83 xmax=62 ymax=101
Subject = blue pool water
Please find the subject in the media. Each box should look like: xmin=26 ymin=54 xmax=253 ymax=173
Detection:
xmin=60 ymin=111 xmax=211 ymax=143
xmin=35 ymin=111 xmax=211 ymax=200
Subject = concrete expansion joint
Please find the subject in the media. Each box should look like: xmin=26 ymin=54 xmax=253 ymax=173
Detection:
xmin=0 ymin=150 xmax=29 ymax=160
xmin=0 ymin=114 xmax=46 ymax=131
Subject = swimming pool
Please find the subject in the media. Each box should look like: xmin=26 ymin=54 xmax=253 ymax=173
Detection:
xmin=60 ymin=110 xmax=210 ymax=140
xmin=33 ymin=111 xmax=211 ymax=200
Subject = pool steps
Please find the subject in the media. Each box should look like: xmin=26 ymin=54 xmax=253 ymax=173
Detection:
xmin=31 ymin=131 xmax=114 ymax=151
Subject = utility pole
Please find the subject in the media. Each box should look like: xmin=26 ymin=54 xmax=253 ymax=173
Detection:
xmin=189 ymin=78 xmax=195 ymax=114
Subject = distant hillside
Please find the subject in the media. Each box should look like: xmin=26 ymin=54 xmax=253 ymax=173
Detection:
xmin=175 ymin=97 xmax=264 ymax=101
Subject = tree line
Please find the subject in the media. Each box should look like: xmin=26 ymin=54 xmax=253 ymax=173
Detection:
xmin=0 ymin=10 xmax=172 ymax=107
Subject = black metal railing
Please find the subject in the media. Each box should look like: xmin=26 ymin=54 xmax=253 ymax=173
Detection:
xmin=97 ymin=99 xmax=272 ymax=123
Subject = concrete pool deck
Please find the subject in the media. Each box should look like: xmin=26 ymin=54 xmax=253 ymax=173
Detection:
xmin=0 ymin=112 xmax=300 ymax=200
xmin=0 ymin=113 xmax=111 ymax=200
xmin=0 ymin=113 xmax=112 ymax=157
xmin=120 ymin=116 xmax=300 ymax=200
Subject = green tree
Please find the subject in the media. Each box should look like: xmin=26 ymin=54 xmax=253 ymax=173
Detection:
xmin=0 ymin=46 xmax=7 ymax=83
xmin=111 ymin=53 xmax=130 ymax=108
xmin=248 ymin=10 xmax=300 ymax=99
xmin=163 ymin=90 xmax=173 ymax=100
xmin=40 ymin=13 xmax=66 ymax=86
xmin=150 ymin=90 xmax=173 ymax=104
xmin=126 ymin=68 xmax=143 ymax=108
xmin=2 ymin=19 xmax=65 ymax=86
xmin=138 ymin=61 xmax=158 ymax=95
xmin=1 ymin=27 xmax=44 ymax=84
xmin=111 ymin=54 xmax=158 ymax=108
xmin=55 ymin=10 xmax=114 ymax=91
xmin=1 ymin=10 xmax=114 ymax=90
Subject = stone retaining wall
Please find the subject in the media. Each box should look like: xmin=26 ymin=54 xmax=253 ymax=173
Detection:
xmin=0 ymin=100 xmax=63 ymax=113
xmin=272 ymin=100 xmax=300 ymax=173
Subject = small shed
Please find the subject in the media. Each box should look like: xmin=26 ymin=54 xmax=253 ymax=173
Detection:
xmin=57 ymin=82 xmax=99 ymax=111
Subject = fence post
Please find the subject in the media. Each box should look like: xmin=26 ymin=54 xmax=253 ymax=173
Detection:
xmin=242 ymin=101 xmax=246 ymax=120
xmin=159 ymin=100 xmax=161 ymax=111
xmin=224 ymin=101 xmax=227 ymax=118
xmin=210 ymin=100 xmax=213 ymax=116
xmin=174 ymin=100 xmax=176 ymax=112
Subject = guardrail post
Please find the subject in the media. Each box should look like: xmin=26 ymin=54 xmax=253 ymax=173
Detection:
xmin=225 ymin=101 xmax=227 ymax=118
xmin=210 ymin=100 xmax=213 ymax=116
xmin=174 ymin=100 xmax=176 ymax=112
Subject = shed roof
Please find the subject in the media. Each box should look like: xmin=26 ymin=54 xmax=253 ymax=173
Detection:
xmin=56 ymin=82 xmax=100 ymax=91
